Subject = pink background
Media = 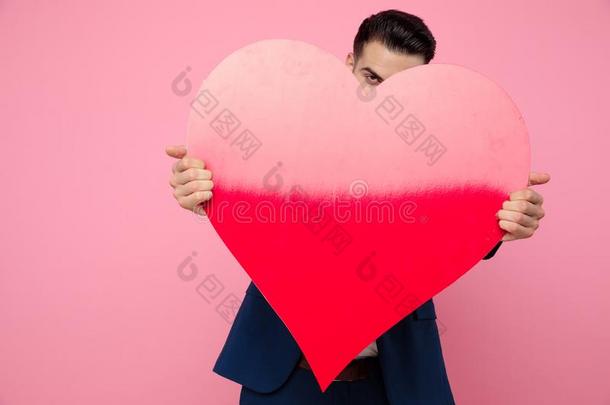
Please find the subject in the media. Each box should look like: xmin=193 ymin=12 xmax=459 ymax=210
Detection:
xmin=0 ymin=1 xmax=608 ymax=404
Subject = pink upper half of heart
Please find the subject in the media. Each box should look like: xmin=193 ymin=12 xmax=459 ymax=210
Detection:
xmin=187 ymin=39 xmax=530 ymax=196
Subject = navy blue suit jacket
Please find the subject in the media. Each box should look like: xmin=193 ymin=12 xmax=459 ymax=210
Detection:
xmin=213 ymin=241 xmax=503 ymax=405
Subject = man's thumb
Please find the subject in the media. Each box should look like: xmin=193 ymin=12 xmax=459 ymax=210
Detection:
xmin=165 ymin=144 xmax=187 ymax=159
xmin=528 ymin=171 xmax=551 ymax=186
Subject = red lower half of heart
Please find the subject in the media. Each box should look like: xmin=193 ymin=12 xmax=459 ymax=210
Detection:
xmin=204 ymin=185 xmax=506 ymax=390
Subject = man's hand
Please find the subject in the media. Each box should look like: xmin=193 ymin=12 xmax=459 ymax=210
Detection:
xmin=497 ymin=171 xmax=550 ymax=241
xmin=166 ymin=144 xmax=214 ymax=214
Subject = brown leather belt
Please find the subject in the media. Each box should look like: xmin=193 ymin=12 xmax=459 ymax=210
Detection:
xmin=298 ymin=355 xmax=381 ymax=381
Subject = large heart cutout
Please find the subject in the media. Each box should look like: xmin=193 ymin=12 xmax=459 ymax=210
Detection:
xmin=186 ymin=39 xmax=530 ymax=391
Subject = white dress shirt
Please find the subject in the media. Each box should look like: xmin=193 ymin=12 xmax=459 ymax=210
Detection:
xmin=355 ymin=341 xmax=378 ymax=357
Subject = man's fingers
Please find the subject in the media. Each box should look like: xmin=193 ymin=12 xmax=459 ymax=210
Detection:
xmin=501 ymin=200 xmax=544 ymax=219
xmin=497 ymin=209 xmax=539 ymax=228
xmin=501 ymin=231 xmax=518 ymax=242
xmin=528 ymin=171 xmax=551 ymax=186
xmin=509 ymin=188 xmax=544 ymax=205
xmin=174 ymin=156 xmax=206 ymax=173
xmin=174 ymin=180 xmax=214 ymax=198
xmin=173 ymin=168 xmax=212 ymax=186
xmin=165 ymin=144 xmax=188 ymax=159
xmin=177 ymin=190 xmax=213 ymax=210
xmin=499 ymin=220 xmax=535 ymax=239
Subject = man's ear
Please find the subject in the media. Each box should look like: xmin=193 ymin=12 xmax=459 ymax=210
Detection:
xmin=345 ymin=52 xmax=355 ymax=70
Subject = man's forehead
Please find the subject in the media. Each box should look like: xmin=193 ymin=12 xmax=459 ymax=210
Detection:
xmin=357 ymin=40 xmax=425 ymax=79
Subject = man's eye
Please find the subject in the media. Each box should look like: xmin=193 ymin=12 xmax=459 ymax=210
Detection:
xmin=365 ymin=75 xmax=380 ymax=85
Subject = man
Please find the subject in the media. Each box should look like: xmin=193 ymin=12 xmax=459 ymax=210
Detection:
xmin=166 ymin=9 xmax=550 ymax=404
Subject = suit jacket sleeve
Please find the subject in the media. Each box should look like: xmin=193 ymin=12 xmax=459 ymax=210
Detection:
xmin=482 ymin=241 xmax=503 ymax=260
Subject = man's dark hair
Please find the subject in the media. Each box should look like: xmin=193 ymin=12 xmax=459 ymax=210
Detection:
xmin=353 ymin=9 xmax=436 ymax=64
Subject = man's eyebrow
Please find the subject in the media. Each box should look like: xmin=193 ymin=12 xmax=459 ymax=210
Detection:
xmin=360 ymin=67 xmax=385 ymax=82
